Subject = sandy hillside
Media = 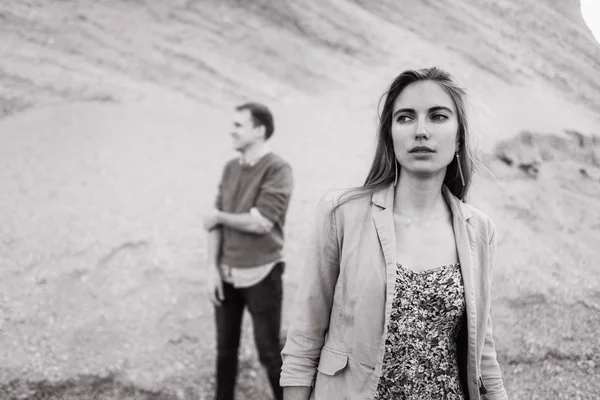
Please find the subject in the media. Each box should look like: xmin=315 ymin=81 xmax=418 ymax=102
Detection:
xmin=1 ymin=0 xmax=600 ymax=399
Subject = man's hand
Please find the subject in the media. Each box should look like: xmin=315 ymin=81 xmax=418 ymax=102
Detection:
xmin=203 ymin=209 xmax=220 ymax=231
xmin=207 ymin=266 xmax=225 ymax=306
xmin=250 ymin=208 xmax=274 ymax=233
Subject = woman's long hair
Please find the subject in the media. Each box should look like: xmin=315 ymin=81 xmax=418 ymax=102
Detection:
xmin=335 ymin=67 xmax=476 ymax=211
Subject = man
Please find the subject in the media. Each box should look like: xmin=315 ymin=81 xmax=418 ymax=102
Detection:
xmin=204 ymin=102 xmax=293 ymax=400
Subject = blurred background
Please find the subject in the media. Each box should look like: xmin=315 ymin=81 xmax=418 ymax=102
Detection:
xmin=0 ymin=1 xmax=599 ymax=399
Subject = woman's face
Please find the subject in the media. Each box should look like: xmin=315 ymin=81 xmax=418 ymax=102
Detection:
xmin=391 ymin=80 xmax=459 ymax=178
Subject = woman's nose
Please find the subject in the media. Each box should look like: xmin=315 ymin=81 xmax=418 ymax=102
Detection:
xmin=414 ymin=119 xmax=430 ymax=140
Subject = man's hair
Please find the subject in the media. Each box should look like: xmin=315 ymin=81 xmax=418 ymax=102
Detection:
xmin=236 ymin=102 xmax=275 ymax=140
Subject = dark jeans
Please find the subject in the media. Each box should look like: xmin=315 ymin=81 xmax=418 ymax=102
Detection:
xmin=214 ymin=262 xmax=284 ymax=400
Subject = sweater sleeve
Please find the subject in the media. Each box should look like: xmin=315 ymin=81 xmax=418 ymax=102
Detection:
xmin=254 ymin=162 xmax=294 ymax=223
xmin=215 ymin=162 xmax=230 ymax=210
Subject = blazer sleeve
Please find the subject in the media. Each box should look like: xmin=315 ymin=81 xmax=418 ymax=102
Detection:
xmin=482 ymin=225 xmax=509 ymax=400
xmin=280 ymin=194 xmax=340 ymax=387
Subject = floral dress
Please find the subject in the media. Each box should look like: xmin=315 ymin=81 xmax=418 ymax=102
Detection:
xmin=374 ymin=263 xmax=466 ymax=400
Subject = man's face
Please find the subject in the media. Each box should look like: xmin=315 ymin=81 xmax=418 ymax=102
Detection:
xmin=230 ymin=109 xmax=263 ymax=152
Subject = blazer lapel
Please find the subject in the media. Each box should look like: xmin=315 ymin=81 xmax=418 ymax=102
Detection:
xmin=371 ymin=185 xmax=396 ymax=269
xmin=372 ymin=208 xmax=396 ymax=270
xmin=371 ymin=185 xmax=397 ymax=336
xmin=444 ymin=186 xmax=479 ymax=399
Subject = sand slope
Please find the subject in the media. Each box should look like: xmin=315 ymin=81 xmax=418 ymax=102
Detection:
xmin=1 ymin=0 xmax=600 ymax=398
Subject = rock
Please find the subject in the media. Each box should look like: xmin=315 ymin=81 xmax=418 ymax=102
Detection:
xmin=494 ymin=129 xmax=600 ymax=179
xmin=562 ymin=130 xmax=600 ymax=167
xmin=578 ymin=166 xmax=600 ymax=182
xmin=494 ymin=130 xmax=543 ymax=178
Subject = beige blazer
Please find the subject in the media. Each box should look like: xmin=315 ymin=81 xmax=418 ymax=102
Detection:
xmin=280 ymin=184 xmax=508 ymax=400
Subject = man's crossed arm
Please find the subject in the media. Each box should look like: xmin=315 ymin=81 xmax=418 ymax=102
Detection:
xmin=203 ymin=207 xmax=273 ymax=234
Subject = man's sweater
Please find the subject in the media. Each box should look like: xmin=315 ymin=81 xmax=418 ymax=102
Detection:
xmin=216 ymin=153 xmax=294 ymax=267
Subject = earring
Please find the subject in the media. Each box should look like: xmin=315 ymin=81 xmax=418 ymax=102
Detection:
xmin=394 ymin=160 xmax=398 ymax=187
xmin=456 ymin=153 xmax=465 ymax=187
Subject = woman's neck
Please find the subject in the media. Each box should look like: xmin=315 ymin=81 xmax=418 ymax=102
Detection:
xmin=393 ymin=170 xmax=448 ymax=221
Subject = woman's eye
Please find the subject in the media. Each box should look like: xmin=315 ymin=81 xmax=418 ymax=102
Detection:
xmin=396 ymin=115 xmax=412 ymax=123
xmin=431 ymin=114 xmax=448 ymax=121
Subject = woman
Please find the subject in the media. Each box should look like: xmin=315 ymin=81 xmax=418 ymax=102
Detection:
xmin=280 ymin=67 xmax=508 ymax=400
